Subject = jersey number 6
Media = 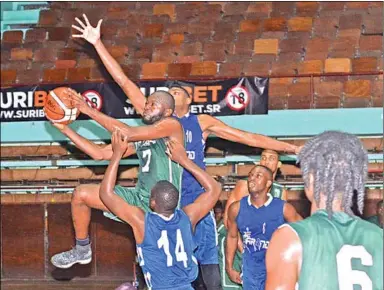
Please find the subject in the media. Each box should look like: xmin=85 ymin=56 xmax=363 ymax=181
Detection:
xmin=336 ymin=245 xmax=373 ymax=290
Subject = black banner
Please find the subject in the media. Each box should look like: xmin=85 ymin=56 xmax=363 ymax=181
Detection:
xmin=0 ymin=77 xmax=268 ymax=122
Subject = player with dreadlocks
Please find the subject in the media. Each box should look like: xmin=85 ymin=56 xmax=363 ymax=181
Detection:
xmin=265 ymin=131 xmax=383 ymax=290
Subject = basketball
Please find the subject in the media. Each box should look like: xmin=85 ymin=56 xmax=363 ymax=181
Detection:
xmin=44 ymin=87 xmax=80 ymax=125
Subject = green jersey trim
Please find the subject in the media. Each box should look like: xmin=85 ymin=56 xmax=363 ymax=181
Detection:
xmin=220 ymin=232 xmax=243 ymax=289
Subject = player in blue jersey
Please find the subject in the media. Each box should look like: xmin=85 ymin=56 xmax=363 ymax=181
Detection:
xmin=226 ymin=165 xmax=302 ymax=289
xmin=99 ymin=129 xmax=222 ymax=290
xmin=72 ymin=14 xmax=302 ymax=289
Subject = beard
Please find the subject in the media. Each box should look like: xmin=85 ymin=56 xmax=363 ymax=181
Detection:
xmin=142 ymin=113 xmax=163 ymax=125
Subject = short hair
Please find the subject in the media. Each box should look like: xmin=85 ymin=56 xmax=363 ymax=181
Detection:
xmin=167 ymin=80 xmax=192 ymax=98
xmin=251 ymin=164 xmax=273 ymax=181
xmin=214 ymin=201 xmax=223 ymax=211
xmin=262 ymin=149 xmax=278 ymax=156
xmin=152 ymin=90 xmax=175 ymax=112
xmin=151 ymin=180 xmax=179 ymax=212
xmin=298 ymin=131 xmax=368 ymax=218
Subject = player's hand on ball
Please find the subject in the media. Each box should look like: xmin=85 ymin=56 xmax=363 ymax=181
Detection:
xmin=165 ymin=139 xmax=187 ymax=164
xmin=227 ymin=269 xmax=242 ymax=285
xmin=44 ymin=110 xmax=67 ymax=131
xmin=72 ymin=14 xmax=102 ymax=45
xmin=64 ymin=88 xmax=89 ymax=113
xmin=111 ymin=129 xmax=128 ymax=157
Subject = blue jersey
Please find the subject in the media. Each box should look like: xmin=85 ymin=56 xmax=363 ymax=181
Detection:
xmin=236 ymin=195 xmax=285 ymax=288
xmin=137 ymin=210 xmax=198 ymax=290
xmin=174 ymin=113 xmax=206 ymax=206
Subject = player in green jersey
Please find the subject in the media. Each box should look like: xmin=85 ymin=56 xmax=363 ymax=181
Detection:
xmin=266 ymin=131 xmax=383 ymax=290
xmin=217 ymin=213 xmax=243 ymax=290
xmin=49 ymin=89 xmax=185 ymax=269
xmin=366 ymin=200 xmax=383 ymax=228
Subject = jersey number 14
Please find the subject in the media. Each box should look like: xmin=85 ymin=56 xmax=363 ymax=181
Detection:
xmin=158 ymin=229 xmax=188 ymax=268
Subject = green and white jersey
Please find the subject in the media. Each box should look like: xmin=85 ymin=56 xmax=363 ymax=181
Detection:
xmin=270 ymin=182 xmax=284 ymax=199
xmin=217 ymin=221 xmax=242 ymax=290
xmin=367 ymin=215 xmax=383 ymax=228
xmin=288 ymin=210 xmax=383 ymax=290
xmin=134 ymin=138 xmax=183 ymax=197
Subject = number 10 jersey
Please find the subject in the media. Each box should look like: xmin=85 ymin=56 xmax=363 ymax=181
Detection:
xmin=137 ymin=210 xmax=198 ymax=289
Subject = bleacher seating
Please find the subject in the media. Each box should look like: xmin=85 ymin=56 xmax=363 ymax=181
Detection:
xmin=1 ymin=1 xmax=48 ymax=38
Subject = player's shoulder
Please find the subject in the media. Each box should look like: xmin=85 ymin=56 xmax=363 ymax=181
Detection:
xmin=357 ymin=217 xmax=384 ymax=234
xmin=161 ymin=116 xmax=183 ymax=127
xmin=228 ymin=199 xmax=241 ymax=216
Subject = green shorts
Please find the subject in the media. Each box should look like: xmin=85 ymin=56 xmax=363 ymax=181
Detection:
xmin=218 ymin=236 xmax=243 ymax=290
xmin=103 ymin=185 xmax=151 ymax=223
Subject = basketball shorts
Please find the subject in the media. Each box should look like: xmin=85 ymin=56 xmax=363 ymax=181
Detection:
xmin=218 ymin=238 xmax=243 ymax=290
xmin=242 ymin=273 xmax=266 ymax=290
xmin=103 ymin=185 xmax=151 ymax=222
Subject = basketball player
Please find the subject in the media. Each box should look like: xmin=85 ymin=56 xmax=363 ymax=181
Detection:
xmin=71 ymin=14 xmax=301 ymax=289
xmin=214 ymin=201 xmax=224 ymax=224
xmin=226 ymin=165 xmax=302 ymax=289
xmin=265 ymin=131 xmax=383 ymax=290
xmin=100 ymin=130 xmax=221 ymax=290
xmin=50 ymin=90 xmax=185 ymax=269
xmin=217 ymin=206 xmax=243 ymax=290
xmin=224 ymin=149 xmax=286 ymax=228
xmin=366 ymin=200 xmax=383 ymax=228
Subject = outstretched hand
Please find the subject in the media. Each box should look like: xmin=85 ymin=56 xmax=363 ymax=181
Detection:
xmin=111 ymin=129 xmax=129 ymax=158
xmin=63 ymin=88 xmax=91 ymax=114
xmin=72 ymin=14 xmax=103 ymax=45
xmin=165 ymin=139 xmax=188 ymax=165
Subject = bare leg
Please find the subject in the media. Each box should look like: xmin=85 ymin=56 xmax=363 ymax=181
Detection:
xmin=71 ymin=184 xmax=110 ymax=240
xmin=51 ymin=184 xmax=110 ymax=269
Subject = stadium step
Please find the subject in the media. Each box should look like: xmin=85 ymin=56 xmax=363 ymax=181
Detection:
xmin=0 ymin=1 xmax=48 ymax=38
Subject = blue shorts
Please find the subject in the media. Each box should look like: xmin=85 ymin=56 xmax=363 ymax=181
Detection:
xmin=181 ymin=185 xmax=219 ymax=265
xmin=242 ymin=273 xmax=265 ymax=290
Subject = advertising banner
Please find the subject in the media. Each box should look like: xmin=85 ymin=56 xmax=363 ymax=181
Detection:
xmin=0 ymin=77 xmax=268 ymax=122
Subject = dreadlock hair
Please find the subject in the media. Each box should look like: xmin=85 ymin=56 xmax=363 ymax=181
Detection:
xmin=297 ymin=131 xmax=368 ymax=218
xmin=151 ymin=180 xmax=180 ymax=212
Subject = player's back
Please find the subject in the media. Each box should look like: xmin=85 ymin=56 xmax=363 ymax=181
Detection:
xmin=135 ymin=138 xmax=183 ymax=197
xmin=137 ymin=209 xmax=198 ymax=290
xmin=174 ymin=113 xmax=205 ymax=206
xmin=289 ymin=210 xmax=383 ymax=290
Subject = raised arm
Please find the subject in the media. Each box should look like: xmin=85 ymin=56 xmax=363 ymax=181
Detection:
xmin=72 ymin=14 xmax=146 ymax=114
xmin=283 ymin=203 xmax=303 ymax=222
xmin=198 ymin=114 xmax=300 ymax=154
xmin=65 ymin=90 xmax=181 ymax=142
xmin=225 ymin=201 xmax=242 ymax=284
xmin=50 ymin=123 xmax=135 ymax=160
xmin=265 ymin=225 xmax=302 ymax=290
xmin=99 ymin=129 xmax=145 ymax=243
xmin=166 ymin=140 xmax=222 ymax=228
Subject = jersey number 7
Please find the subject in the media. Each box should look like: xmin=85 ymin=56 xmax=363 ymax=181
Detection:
xmin=158 ymin=229 xmax=188 ymax=268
